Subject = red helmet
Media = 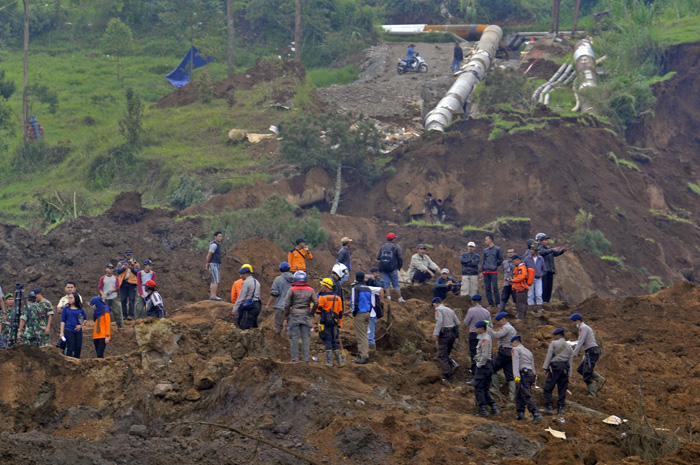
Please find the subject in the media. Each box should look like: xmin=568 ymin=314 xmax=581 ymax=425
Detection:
xmin=145 ymin=280 xmax=156 ymax=288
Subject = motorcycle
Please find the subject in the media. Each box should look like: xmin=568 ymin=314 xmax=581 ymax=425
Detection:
xmin=397 ymin=53 xmax=428 ymax=74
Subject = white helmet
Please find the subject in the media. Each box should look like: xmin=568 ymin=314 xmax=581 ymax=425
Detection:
xmin=332 ymin=263 xmax=348 ymax=278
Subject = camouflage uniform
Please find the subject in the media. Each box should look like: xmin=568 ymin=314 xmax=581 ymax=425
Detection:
xmin=0 ymin=306 xmax=10 ymax=343
xmin=35 ymin=299 xmax=54 ymax=346
xmin=20 ymin=302 xmax=45 ymax=346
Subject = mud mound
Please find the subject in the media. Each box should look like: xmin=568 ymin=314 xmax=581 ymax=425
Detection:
xmin=521 ymin=58 xmax=562 ymax=80
xmin=153 ymin=59 xmax=306 ymax=109
xmin=2 ymin=282 xmax=700 ymax=463
xmin=103 ymin=191 xmax=147 ymax=223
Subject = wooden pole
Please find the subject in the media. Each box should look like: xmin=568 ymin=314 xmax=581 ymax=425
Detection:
xmin=227 ymin=0 xmax=235 ymax=76
xmin=22 ymin=0 xmax=29 ymax=138
xmin=294 ymin=0 xmax=301 ymax=60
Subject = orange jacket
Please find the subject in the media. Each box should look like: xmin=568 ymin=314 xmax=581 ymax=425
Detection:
xmin=93 ymin=312 xmax=111 ymax=340
xmin=230 ymin=278 xmax=243 ymax=303
xmin=316 ymin=293 xmax=343 ymax=327
xmin=288 ymin=248 xmax=313 ymax=272
xmin=511 ymin=263 xmax=530 ymax=292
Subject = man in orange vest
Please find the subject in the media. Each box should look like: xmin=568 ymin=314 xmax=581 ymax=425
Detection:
xmin=510 ymin=255 xmax=530 ymax=319
xmin=288 ymin=237 xmax=313 ymax=272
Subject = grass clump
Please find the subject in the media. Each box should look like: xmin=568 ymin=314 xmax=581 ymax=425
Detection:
xmin=462 ymin=217 xmax=530 ymax=233
xmin=405 ymin=218 xmax=454 ymax=230
xmin=609 ymin=152 xmax=641 ymax=172
xmin=649 ymin=209 xmax=697 ymax=227
xmin=687 ymin=182 xmax=700 ymax=196
xmin=601 ymin=255 xmax=624 ymax=267
xmin=308 ymin=65 xmax=360 ymax=88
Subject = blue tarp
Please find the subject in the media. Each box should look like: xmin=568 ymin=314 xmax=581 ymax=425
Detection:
xmin=166 ymin=46 xmax=216 ymax=87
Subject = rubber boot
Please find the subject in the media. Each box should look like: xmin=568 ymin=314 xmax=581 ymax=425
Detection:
xmin=587 ymin=383 xmax=597 ymax=397
xmin=516 ymin=411 xmax=524 ymax=421
xmin=476 ymin=406 xmax=490 ymax=417
xmin=531 ymin=412 xmax=543 ymax=424
xmin=333 ymin=349 xmax=344 ymax=367
xmin=490 ymin=404 xmax=500 ymax=415
xmin=593 ymin=372 xmax=606 ymax=393
xmin=543 ymin=403 xmax=554 ymax=413
xmin=490 ymin=374 xmax=500 ymax=393
xmin=508 ymin=381 xmax=517 ymax=400
xmin=325 ymin=350 xmax=333 ymax=367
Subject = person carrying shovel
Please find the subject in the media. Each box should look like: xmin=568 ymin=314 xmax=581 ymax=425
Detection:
xmin=314 ymin=278 xmax=344 ymax=367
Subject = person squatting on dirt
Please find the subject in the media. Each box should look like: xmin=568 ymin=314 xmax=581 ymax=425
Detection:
xmin=463 ymin=294 xmax=491 ymax=379
xmin=60 ymin=292 xmax=87 ymax=359
xmin=136 ymin=259 xmax=156 ymax=319
xmin=232 ymin=264 xmax=261 ymax=330
xmin=474 ymin=320 xmax=499 ymax=417
xmin=288 ymin=237 xmax=313 ymax=272
xmin=460 ymin=241 xmax=480 ymax=298
xmin=570 ymin=313 xmax=605 ymax=397
xmin=117 ymin=249 xmax=140 ymax=319
xmin=284 ymin=271 xmax=318 ymax=362
xmin=432 ymin=297 xmax=460 ymax=383
xmin=314 ymin=278 xmax=344 ymax=367
xmin=482 ymin=235 xmax=503 ymax=308
xmin=99 ymin=263 xmax=123 ymax=330
xmin=510 ymin=255 xmax=530 ymax=319
xmin=350 ymin=271 xmax=383 ymax=364
xmin=90 ymin=297 xmax=111 ymax=359
xmin=512 ymin=335 xmax=543 ymax=424
xmin=408 ymin=244 xmax=440 ymax=284
xmin=376 ymin=233 xmax=405 ymax=302
xmin=542 ymin=327 xmax=574 ymax=414
xmin=433 ymin=268 xmax=461 ymax=300
xmin=204 ymin=231 xmax=223 ymax=301
xmin=144 ymin=280 xmax=165 ymax=318
xmin=266 ymin=261 xmax=294 ymax=331
xmin=488 ymin=312 xmax=518 ymax=400
xmin=336 ymin=237 xmax=352 ymax=283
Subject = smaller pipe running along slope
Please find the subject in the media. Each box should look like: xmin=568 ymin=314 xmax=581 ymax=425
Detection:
xmin=423 ymin=25 xmax=503 ymax=131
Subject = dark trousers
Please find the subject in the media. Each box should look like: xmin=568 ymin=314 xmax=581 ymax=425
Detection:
xmin=433 ymin=285 xmax=460 ymax=300
xmin=65 ymin=330 xmax=82 ymax=359
xmin=483 ymin=273 xmax=500 ymax=306
xmin=515 ymin=290 xmax=528 ymax=319
xmin=499 ymin=284 xmax=516 ymax=311
xmin=543 ymin=362 xmax=569 ymax=407
xmin=319 ymin=324 xmax=340 ymax=350
xmin=237 ymin=301 xmax=262 ymax=330
xmin=437 ymin=330 xmax=456 ymax=376
xmin=474 ymin=361 xmax=495 ymax=407
xmin=543 ymin=272 xmax=555 ymax=303
xmin=94 ymin=338 xmax=106 ymax=359
xmin=492 ymin=348 xmax=514 ymax=381
xmin=120 ymin=282 xmax=137 ymax=319
xmin=515 ymin=369 xmax=538 ymax=414
xmin=469 ymin=332 xmax=478 ymax=374
xmin=412 ymin=269 xmax=433 ymax=284
xmin=577 ymin=347 xmax=600 ymax=384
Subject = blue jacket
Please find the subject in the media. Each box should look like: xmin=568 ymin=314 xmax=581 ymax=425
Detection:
xmin=524 ymin=255 xmax=547 ymax=278
xmin=460 ymin=252 xmax=480 ymax=276
xmin=336 ymin=246 xmax=351 ymax=270
xmin=406 ymin=46 xmax=417 ymax=61
xmin=351 ymin=282 xmax=378 ymax=315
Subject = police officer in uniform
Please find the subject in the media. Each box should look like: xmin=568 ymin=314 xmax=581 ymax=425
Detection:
xmin=512 ymin=335 xmax=543 ymax=424
xmin=474 ymin=320 xmax=499 ymax=417
xmin=570 ymin=313 xmax=605 ymax=397
xmin=432 ymin=297 xmax=460 ymax=383
xmin=542 ymin=327 xmax=574 ymax=414
xmin=488 ymin=311 xmax=518 ymax=399
xmin=463 ymin=294 xmax=491 ymax=380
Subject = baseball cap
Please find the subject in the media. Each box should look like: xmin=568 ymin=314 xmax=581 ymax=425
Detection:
xmin=417 ymin=244 xmax=426 ymax=249
xmin=106 ymin=263 xmax=114 ymax=268
xmin=468 ymin=241 xmax=476 ymax=247
xmin=125 ymin=249 xmax=133 ymax=256
xmin=143 ymin=259 xmax=153 ymax=266
xmin=295 ymin=237 xmax=307 ymax=244
xmin=32 ymin=288 xmax=42 ymax=295
xmin=512 ymin=254 xmax=521 ymax=260
xmin=536 ymin=233 xmax=548 ymax=241
xmin=341 ymin=237 xmax=352 ymax=244
xmin=441 ymin=268 xmax=449 ymax=274
xmin=279 ymin=261 xmax=290 ymax=271
xmin=238 ymin=264 xmax=253 ymax=274
xmin=387 ymin=233 xmax=397 ymax=240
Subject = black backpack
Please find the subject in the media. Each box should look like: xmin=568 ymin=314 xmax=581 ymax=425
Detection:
xmin=378 ymin=243 xmax=396 ymax=272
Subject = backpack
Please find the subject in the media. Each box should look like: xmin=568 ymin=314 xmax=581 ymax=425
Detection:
xmin=526 ymin=267 xmax=535 ymax=286
xmin=378 ymin=243 xmax=396 ymax=272
xmin=374 ymin=302 xmax=384 ymax=319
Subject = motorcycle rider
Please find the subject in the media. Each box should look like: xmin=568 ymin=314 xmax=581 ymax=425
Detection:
xmin=403 ymin=43 xmax=417 ymax=72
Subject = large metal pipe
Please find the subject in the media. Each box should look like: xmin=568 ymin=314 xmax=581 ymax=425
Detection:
xmin=382 ymin=24 xmax=490 ymax=41
xmin=423 ymin=25 xmax=503 ymax=131
xmin=573 ymin=39 xmax=597 ymax=113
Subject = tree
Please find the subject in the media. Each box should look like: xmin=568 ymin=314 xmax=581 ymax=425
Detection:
xmin=0 ymin=69 xmax=16 ymax=100
xmin=280 ymin=113 xmax=383 ymax=215
xmin=102 ymin=18 xmax=134 ymax=81
xmin=26 ymin=83 xmax=58 ymax=115
xmin=119 ymin=86 xmax=144 ymax=148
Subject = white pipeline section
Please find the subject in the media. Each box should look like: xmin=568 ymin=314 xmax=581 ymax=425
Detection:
xmin=573 ymin=39 xmax=597 ymax=113
xmin=423 ymin=25 xmax=503 ymax=131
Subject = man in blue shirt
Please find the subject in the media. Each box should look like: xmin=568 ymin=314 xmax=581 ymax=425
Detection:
xmin=404 ymin=44 xmax=417 ymax=71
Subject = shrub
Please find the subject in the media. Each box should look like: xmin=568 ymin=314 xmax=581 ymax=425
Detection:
xmin=205 ymin=195 xmax=328 ymax=250
xmin=572 ymin=228 xmax=611 ymax=256
xmin=12 ymin=142 xmax=72 ymax=173
xmin=171 ymin=174 xmax=205 ymax=210
xmin=198 ymin=70 xmax=213 ymax=104
xmin=476 ymin=67 xmax=535 ymax=113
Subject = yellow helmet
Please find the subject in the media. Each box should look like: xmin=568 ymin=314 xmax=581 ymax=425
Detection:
xmin=320 ymin=278 xmax=334 ymax=290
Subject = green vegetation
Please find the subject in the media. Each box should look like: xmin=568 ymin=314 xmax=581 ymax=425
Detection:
xmin=476 ymin=67 xmax=535 ymax=113
xmin=170 ymin=174 xmax=205 ymax=210
xmin=649 ymin=209 xmax=698 ymax=227
xmin=658 ymin=11 xmax=700 ymax=45
xmin=608 ymin=152 xmax=641 ymax=172
xmin=572 ymin=209 xmax=611 ymax=256
xmin=200 ymin=195 xmax=328 ymax=251
xmin=308 ymin=65 xmax=360 ymax=88
xmin=462 ymin=217 xmax=530 ymax=233
xmin=601 ymin=255 xmax=624 ymax=267
xmin=405 ymin=219 xmax=454 ymax=230
xmin=378 ymin=31 xmax=455 ymax=43
xmin=687 ymin=182 xmax=700 ymax=196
